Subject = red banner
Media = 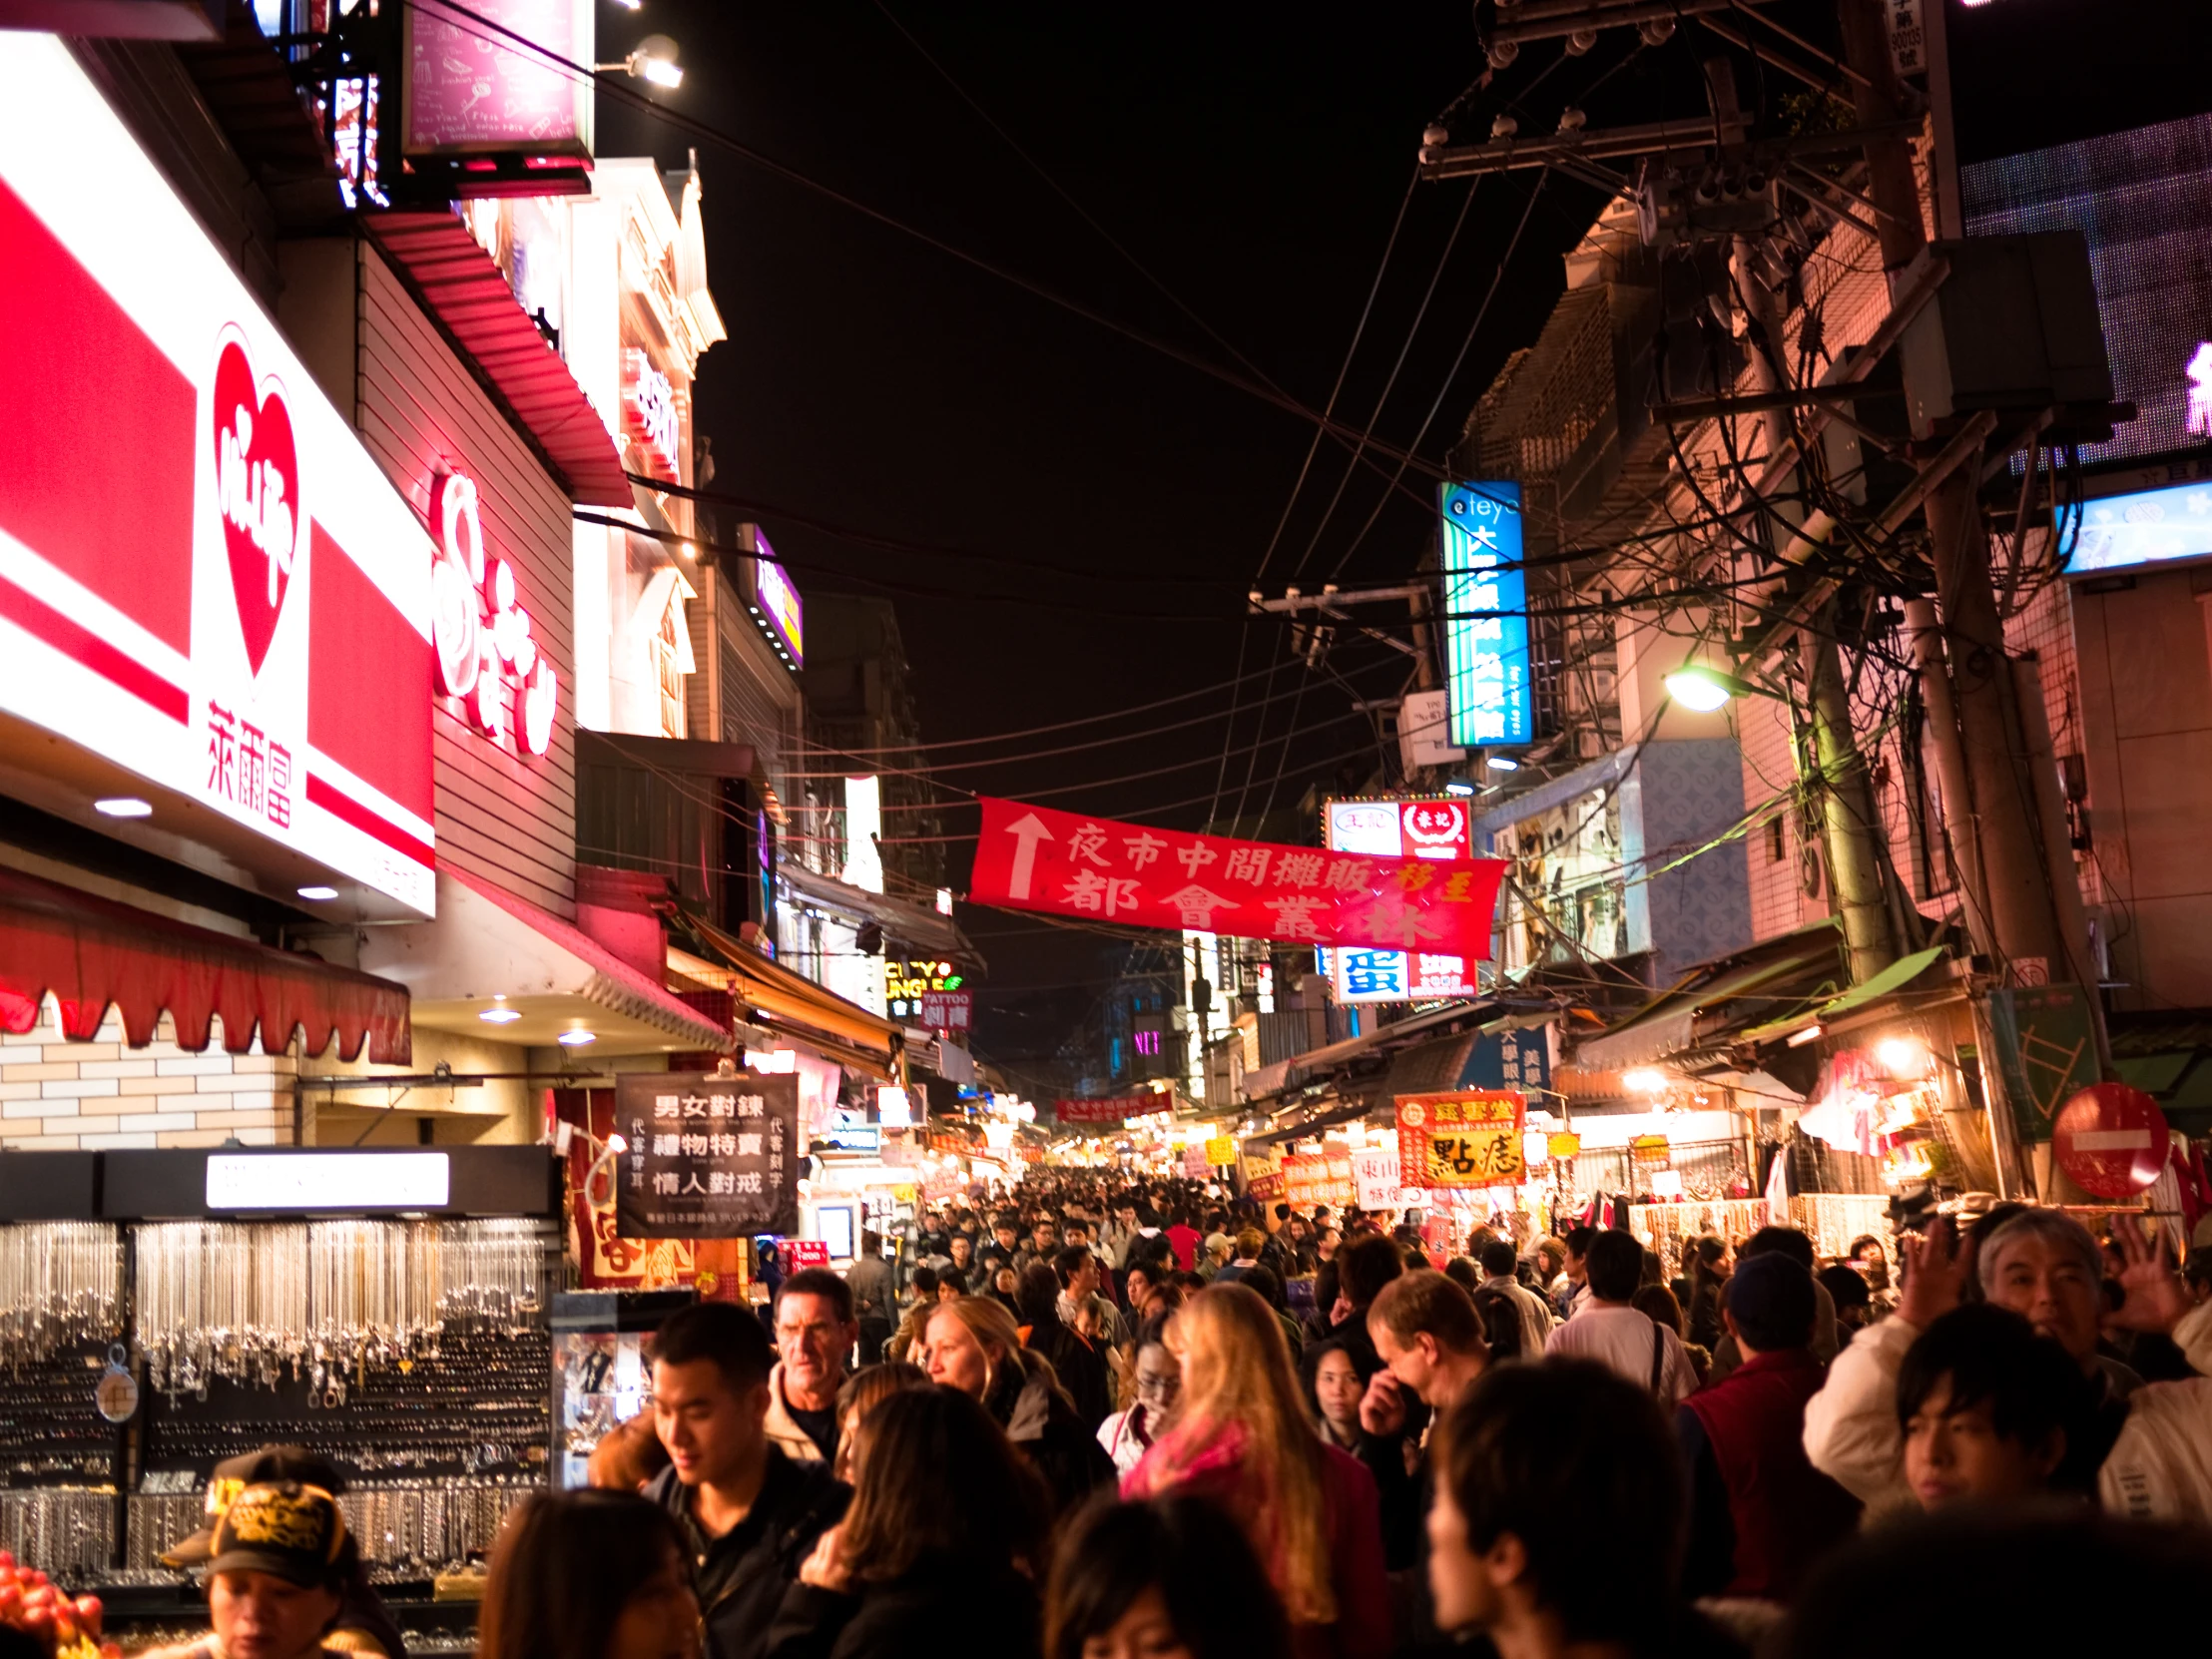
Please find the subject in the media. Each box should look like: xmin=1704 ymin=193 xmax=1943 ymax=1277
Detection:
xmin=1055 ymin=1094 xmax=1160 ymax=1126
xmin=970 ymin=797 xmax=1504 ymax=957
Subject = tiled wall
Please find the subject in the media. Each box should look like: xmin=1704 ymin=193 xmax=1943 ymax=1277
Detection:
xmin=0 ymin=999 xmax=297 ymax=1150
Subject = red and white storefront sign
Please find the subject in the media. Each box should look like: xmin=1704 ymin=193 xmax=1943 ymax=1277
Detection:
xmin=428 ymin=471 xmax=557 ymax=757
xmin=0 ymin=37 xmax=435 ymax=915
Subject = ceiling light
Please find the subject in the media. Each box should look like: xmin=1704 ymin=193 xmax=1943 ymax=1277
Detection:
xmin=479 ymin=1006 xmax=523 ymax=1025
xmin=1442 ymin=778 xmax=1477 ymax=798
xmin=1485 ymin=755 xmax=1520 ymax=772
xmin=1787 ymin=1023 xmax=1823 ymax=1047
xmin=95 ymin=798 xmax=152 ymax=818
xmin=1621 ymin=1067 xmax=1670 ymax=1095
xmin=296 ymin=885 xmax=338 ymax=901
xmin=557 ymin=1028 xmax=598 ymax=1046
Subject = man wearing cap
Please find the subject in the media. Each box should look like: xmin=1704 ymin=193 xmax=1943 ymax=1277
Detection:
xmin=155 ymin=1482 xmax=361 ymax=1659
xmin=160 ymin=1448 xmax=404 ymax=1659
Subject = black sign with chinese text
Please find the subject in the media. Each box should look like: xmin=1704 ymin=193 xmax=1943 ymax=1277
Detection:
xmin=613 ymin=1071 xmax=801 ymax=1239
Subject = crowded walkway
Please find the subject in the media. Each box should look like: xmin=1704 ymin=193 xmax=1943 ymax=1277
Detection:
xmin=168 ymin=1175 xmax=2212 ymax=1659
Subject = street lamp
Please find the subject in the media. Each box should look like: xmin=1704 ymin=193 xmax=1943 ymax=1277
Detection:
xmin=1662 ymin=661 xmax=1759 ymax=712
xmin=598 ymin=35 xmax=683 ymax=87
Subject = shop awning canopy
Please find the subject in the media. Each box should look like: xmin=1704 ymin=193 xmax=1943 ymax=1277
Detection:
xmin=1571 ymin=921 xmax=1845 ymax=1073
xmin=1242 ymin=1001 xmax=1490 ymax=1103
xmin=356 ymin=867 xmax=732 ymax=1055
xmin=1735 ymin=945 xmax=1950 ymax=1046
xmin=777 ymin=859 xmax=973 ymax=963
xmin=358 ymin=212 xmax=632 ymax=507
xmin=0 ymin=863 xmax=410 ymax=1062
xmin=681 ymin=909 xmax=902 ymax=1078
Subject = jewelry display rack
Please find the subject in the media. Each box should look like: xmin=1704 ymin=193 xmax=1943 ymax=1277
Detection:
xmin=0 ymin=1147 xmax=564 ymax=1650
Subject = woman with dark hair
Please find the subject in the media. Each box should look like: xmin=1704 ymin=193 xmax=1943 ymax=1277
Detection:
xmin=1684 ymin=1237 xmax=1730 ymax=1351
xmin=925 ymin=1295 xmax=1116 ymax=1514
xmin=1047 ymin=1496 xmax=1291 ymax=1659
xmin=765 ymin=1388 xmax=1048 ymax=1659
xmin=830 ymin=1363 xmax=931 ymax=1483
xmin=478 ymin=1490 xmax=697 ymax=1659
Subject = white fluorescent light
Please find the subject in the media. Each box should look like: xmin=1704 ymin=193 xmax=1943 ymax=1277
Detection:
xmin=557 ymin=1028 xmax=598 ymax=1046
xmin=296 ymin=885 xmax=339 ymax=901
xmin=95 ymin=798 xmax=152 ymax=818
xmin=479 ymin=1007 xmax=523 ymax=1025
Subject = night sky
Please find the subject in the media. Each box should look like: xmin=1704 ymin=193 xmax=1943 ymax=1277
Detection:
xmin=587 ymin=0 xmax=2209 ymax=1077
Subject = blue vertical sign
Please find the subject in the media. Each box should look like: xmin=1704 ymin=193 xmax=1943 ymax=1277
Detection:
xmin=1439 ymin=482 xmax=1531 ymax=748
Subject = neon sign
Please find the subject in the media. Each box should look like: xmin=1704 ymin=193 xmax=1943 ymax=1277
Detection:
xmin=1439 ymin=481 xmax=1532 ymax=748
xmin=621 ymin=348 xmax=682 ymax=481
xmin=753 ymin=530 xmax=804 ymax=669
xmin=429 ymin=471 xmax=557 ymax=757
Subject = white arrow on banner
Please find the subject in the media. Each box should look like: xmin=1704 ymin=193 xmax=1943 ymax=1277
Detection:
xmin=1003 ymin=813 xmax=1053 ymax=900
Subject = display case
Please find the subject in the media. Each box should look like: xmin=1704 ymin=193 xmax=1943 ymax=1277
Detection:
xmin=551 ymin=1290 xmax=694 ymax=1489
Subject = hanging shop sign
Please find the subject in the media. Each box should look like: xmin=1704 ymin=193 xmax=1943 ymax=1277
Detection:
xmin=1284 ymin=1153 xmax=1354 ymax=1210
xmin=1352 ymin=1146 xmax=1402 ymax=1210
xmin=1395 ymin=1090 xmax=1527 ymax=1188
xmin=0 ymin=41 xmax=437 ymax=915
xmin=613 ymin=1070 xmax=800 ymax=1239
xmin=782 ymin=1239 xmax=830 ymax=1272
xmin=1054 ymin=1095 xmax=1157 ymax=1127
xmin=620 ymin=348 xmax=683 ymax=482
xmin=885 ymin=958 xmax=965 ymax=1024
xmin=402 ymin=0 xmax=596 ymax=160
xmin=1547 ymin=1132 xmax=1583 ymax=1160
xmin=1983 ymin=983 xmax=2101 ymax=1144
xmin=428 ymin=471 xmax=556 ymax=757
xmin=1204 ymin=1135 xmax=1239 ymax=1168
xmin=1630 ymin=1134 xmax=1673 ymax=1167
xmin=1181 ymin=1144 xmax=1209 ymax=1179
xmin=2053 ymin=1082 xmax=2170 ymax=1198
xmin=1438 ymin=481 xmax=1532 ymax=748
xmin=972 ymin=797 xmax=1505 ymax=958
xmin=751 ymin=530 xmax=805 ymax=668
xmin=1467 ymin=1027 xmax=1551 ymax=1093
xmin=1323 ymin=797 xmax=1482 ymax=1003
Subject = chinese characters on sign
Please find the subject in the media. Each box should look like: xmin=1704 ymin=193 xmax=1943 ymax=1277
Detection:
xmin=207 ymin=701 xmax=293 ymax=829
xmin=1439 ymin=482 xmax=1532 ymax=749
xmin=1053 ymin=1095 xmax=1157 ymax=1127
xmin=971 ymin=797 xmax=1505 ymax=959
xmin=621 ymin=349 xmax=683 ymax=482
xmin=1323 ymin=798 xmax=1482 ymax=1003
xmin=1395 ymin=1091 xmax=1527 ymax=1189
xmin=613 ymin=1071 xmax=800 ymax=1239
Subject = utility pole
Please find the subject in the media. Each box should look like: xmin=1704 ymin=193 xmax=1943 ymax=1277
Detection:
xmin=1836 ymin=0 xmax=2075 ymax=991
xmin=1711 ymin=56 xmax=1898 ymax=983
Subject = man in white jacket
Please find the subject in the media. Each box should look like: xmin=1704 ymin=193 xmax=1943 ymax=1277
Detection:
xmin=1803 ymin=1208 xmax=2212 ymax=1522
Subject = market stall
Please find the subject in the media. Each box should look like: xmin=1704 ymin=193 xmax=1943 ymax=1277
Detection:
xmin=0 ymin=1148 xmax=562 ymax=1653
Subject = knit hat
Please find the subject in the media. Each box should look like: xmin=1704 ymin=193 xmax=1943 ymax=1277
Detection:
xmin=1724 ymin=1253 xmax=1816 ymax=1352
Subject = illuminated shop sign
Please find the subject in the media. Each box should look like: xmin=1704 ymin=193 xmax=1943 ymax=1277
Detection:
xmin=2064 ymin=478 xmax=2212 ymax=579
xmin=1439 ymin=481 xmax=1532 ymax=748
xmin=1322 ymin=797 xmax=1479 ymax=1005
xmin=621 ymin=347 xmax=683 ymax=481
xmin=428 ymin=471 xmax=557 ymax=756
xmin=0 ymin=39 xmax=435 ymax=914
xmin=402 ymin=0 xmax=595 ymax=160
xmin=752 ymin=530 xmax=804 ymax=669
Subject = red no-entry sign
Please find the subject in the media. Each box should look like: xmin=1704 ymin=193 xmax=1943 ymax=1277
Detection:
xmin=2052 ymin=1082 xmax=2169 ymax=1198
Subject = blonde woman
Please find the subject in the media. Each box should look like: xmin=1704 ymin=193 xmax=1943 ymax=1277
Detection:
xmin=1120 ymin=1283 xmax=1387 ymax=1659
xmin=922 ymin=1294 xmax=1115 ymax=1516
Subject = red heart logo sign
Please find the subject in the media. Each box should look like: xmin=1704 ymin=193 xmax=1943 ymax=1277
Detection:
xmin=211 ymin=338 xmax=299 ymax=676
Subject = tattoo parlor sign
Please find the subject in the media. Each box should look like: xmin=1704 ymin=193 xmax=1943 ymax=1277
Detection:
xmin=615 ymin=1071 xmax=800 ymax=1238
xmin=970 ymin=798 xmax=1505 ymax=957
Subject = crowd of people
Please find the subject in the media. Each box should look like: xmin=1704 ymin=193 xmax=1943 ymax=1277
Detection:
xmin=160 ymin=1172 xmax=2212 ymax=1659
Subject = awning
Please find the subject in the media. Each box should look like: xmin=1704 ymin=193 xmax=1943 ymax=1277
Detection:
xmin=681 ymin=909 xmax=901 ymax=1076
xmin=355 ymin=867 xmax=731 ymax=1055
xmin=777 ymin=859 xmax=970 ymax=961
xmin=1246 ymin=1001 xmax=1487 ymax=1101
xmin=1252 ymin=1094 xmax=1376 ymax=1146
xmin=1572 ymin=922 xmax=1844 ymax=1072
xmin=0 ymin=863 xmax=409 ymax=1062
xmin=358 ymin=212 xmax=632 ymax=507
xmin=1735 ymin=944 xmax=1950 ymax=1047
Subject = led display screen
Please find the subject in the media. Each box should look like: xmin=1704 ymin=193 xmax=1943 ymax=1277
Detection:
xmin=1962 ymin=114 xmax=2212 ymax=466
xmin=1439 ymin=482 xmax=1532 ymax=748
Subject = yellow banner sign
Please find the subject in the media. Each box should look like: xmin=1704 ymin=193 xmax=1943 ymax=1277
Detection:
xmin=1205 ymin=1136 xmax=1238 ymax=1168
xmin=1395 ymin=1091 xmax=1527 ymax=1188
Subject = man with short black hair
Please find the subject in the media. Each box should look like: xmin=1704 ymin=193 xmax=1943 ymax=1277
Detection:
xmin=768 ymin=1269 xmax=857 ymax=1464
xmin=1479 ymin=1239 xmax=1553 ymax=1357
xmin=1542 ymin=1230 xmax=1695 ymax=1402
xmin=1428 ymin=1361 xmax=1691 ymax=1654
xmin=1676 ymin=1254 xmax=1860 ymax=1600
xmin=646 ymin=1303 xmax=847 ymax=1659
xmin=1054 ymin=1243 xmax=1125 ymax=1348
xmin=846 ymin=1231 xmax=894 ymax=1368
xmin=1554 ymin=1225 xmax=1595 ymax=1320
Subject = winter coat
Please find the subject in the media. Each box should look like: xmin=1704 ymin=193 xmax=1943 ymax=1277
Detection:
xmin=1802 ymin=1300 xmax=2212 ymax=1523
xmin=764 ymin=1364 xmax=832 ymax=1465
xmin=764 ymin=1562 xmax=1040 ymax=1659
xmin=988 ymin=1364 xmax=1116 ymax=1517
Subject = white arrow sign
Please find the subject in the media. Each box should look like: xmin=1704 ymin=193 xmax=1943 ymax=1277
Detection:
xmin=1003 ymin=813 xmax=1053 ymax=901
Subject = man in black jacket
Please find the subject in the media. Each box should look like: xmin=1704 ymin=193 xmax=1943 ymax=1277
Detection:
xmin=645 ymin=1302 xmax=848 ymax=1659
